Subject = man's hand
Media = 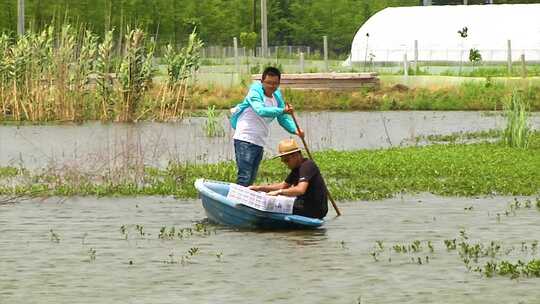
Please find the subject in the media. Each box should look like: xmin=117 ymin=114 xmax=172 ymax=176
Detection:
xmin=267 ymin=190 xmax=281 ymax=196
xmin=283 ymin=103 xmax=294 ymax=115
xmin=296 ymin=127 xmax=305 ymax=139
xmin=249 ymin=185 xmax=261 ymax=191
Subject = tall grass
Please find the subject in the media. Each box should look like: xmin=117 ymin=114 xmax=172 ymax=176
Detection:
xmin=95 ymin=30 xmax=115 ymax=120
xmin=158 ymin=29 xmax=204 ymax=121
xmin=503 ymin=91 xmax=530 ymax=148
xmin=117 ymin=28 xmax=155 ymax=122
xmin=203 ymin=105 xmax=225 ymax=137
xmin=0 ymin=24 xmax=203 ymax=123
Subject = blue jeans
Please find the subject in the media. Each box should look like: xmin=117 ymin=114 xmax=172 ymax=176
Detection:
xmin=234 ymin=139 xmax=264 ymax=186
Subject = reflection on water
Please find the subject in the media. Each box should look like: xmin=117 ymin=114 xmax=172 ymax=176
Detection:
xmin=1 ymin=195 xmax=539 ymax=303
xmin=2 ymin=111 xmax=538 ymax=170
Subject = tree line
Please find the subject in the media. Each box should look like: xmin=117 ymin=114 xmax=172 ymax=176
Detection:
xmin=0 ymin=0 xmax=538 ymax=55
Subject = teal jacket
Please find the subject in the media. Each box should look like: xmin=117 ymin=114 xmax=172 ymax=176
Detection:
xmin=230 ymin=82 xmax=297 ymax=134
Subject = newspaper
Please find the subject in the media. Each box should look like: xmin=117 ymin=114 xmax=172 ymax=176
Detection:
xmin=227 ymin=183 xmax=295 ymax=214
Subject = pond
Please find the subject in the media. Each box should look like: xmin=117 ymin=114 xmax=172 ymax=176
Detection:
xmin=1 ymin=195 xmax=539 ymax=303
xmin=2 ymin=111 xmax=538 ymax=170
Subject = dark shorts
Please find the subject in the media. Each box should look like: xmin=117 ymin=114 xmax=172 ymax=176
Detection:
xmin=293 ymin=198 xmax=325 ymax=219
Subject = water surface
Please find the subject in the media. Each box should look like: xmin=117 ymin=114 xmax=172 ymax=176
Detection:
xmin=1 ymin=195 xmax=539 ymax=303
xmin=2 ymin=111 xmax=538 ymax=170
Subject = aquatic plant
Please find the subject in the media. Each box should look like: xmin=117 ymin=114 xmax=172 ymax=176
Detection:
xmin=1 ymin=131 xmax=539 ymax=199
xmin=95 ymin=30 xmax=115 ymax=121
xmin=135 ymin=224 xmax=145 ymax=238
xmin=444 ymin=239 xmax=457 ymax=250
xmin=88 ymin=248 xmax=96 ymax=261
xmin=120 ymin=225 xmax=128 ymax=240
xmin=476 ymin=259 xmax=540 ymax=279
xmin=117 ymin=28 xmax=155 ymax=122
xmin=158 ymin=29 xmax=204 ymax=121
xmin=503 ymin=91 xmax=530 ymax=148
xmin=49 ymin=229 xmax=60 ymax=243
xmin=203 ymin=105 xmax=225 ymax=137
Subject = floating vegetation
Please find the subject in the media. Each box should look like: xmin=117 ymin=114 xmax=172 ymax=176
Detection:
xmin=49 ymin=229 xmax=60 ymax=243
xmin=164 ymin=247 xmax=202 ymax=266
xmin=475 ymin=259 xmax=540 ymax=279
xmin=417 ymin=129 xmax=502 ymax=144
xmin=372 ymin=240 xmax=434 ymax=264
xmin=135 ymin=224 xmax=145 ymax=238
xmin=88 ymin=248 xmax=96 ymax=262
xmin=494 ymin=197 xmax=540 ymax=224
xmin=374 ymin=227 xmax=540 ymax=280
xmin=215 ymin=251 xmax=223 ymax=261
xmin=0 ymin=132 xmax=539 ymax=200
xmin=444 ymin=239 xmax=457 ymax=250
xmin=120 ymin=225 xmax=128 ymax=240
xmin=158 ymin=222 xmax=215 ymax=240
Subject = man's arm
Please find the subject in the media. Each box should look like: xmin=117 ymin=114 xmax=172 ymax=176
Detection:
xmin=268 ymin=181 xmax=308 ymax=196
xmin=247 ymin=92 xmax=284 ymax=117
xmin=249 ymin=182 xmax=289 ymax=193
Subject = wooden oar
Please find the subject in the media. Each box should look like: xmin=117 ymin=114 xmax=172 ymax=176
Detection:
xmin=289 ymin=109 xmax=342 ymax=216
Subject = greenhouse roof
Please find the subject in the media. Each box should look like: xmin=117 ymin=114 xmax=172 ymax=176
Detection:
xmin=349 ymin=4 xmax=540 ymax=62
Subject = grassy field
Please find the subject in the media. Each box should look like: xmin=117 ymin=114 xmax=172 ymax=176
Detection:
xmin=197 ymin=80 xmax=540 ymax=112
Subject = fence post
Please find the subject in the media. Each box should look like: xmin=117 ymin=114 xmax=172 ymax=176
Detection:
xmin=233 ymin=37 xmax=239 ymax=74
xmin=222 ymin=47 xmax=227 ymax=64
xmin=403 ymin=53 xmax=408 ymax=76
xmin=307 ymin=46 xmax=311 ymax=58
xmin=17 ymin=0 xmax=25 ymax=36
xmin=300 ymin=52 xmax=305 ymax=74
xmin=507 ymin=39 xmax=512 ymax=75
xmin=260 ymin=0 xmax=268 ymax=57
xmin=414 ymin=40 xmax=419 ymax=75
xmin=521 ymin=54 xmax=527 ymax=78
xmin=323 ymin=35 xmax=329 ymax=72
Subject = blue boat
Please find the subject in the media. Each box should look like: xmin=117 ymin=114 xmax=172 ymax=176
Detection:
xmin=194 ymin=179 xmax=324 ymax=229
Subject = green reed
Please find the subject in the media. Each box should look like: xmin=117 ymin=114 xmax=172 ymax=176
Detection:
xmin=117 ymin=28 xmax=155 ymax=122
xmin=503 ymin=90 xmax=531 ymax=148
xmin=158 ymin=29 xmax=204 ymax=121
xmin=0 ymin=24 xmax=206 ymax=123
xmin=203 ymin=105 xmax=225 ymax=137
xmin=95 ymin=30 xmax=115 ymax=120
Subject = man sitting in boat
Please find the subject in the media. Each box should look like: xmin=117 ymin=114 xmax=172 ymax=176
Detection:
xmin=249 ymin=139 xmax=328 ymax=219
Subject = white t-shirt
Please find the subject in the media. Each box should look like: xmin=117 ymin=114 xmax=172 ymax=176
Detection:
xmin=233 ymin=95 xmax=278 ymax=147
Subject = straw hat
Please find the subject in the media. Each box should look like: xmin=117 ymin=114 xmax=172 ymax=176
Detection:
xmin=274 ymin=139 xmax=301 ymax=158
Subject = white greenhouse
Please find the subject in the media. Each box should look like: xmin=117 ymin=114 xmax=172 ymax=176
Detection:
xmin=348 ymin=4 xmax=540 ymax=63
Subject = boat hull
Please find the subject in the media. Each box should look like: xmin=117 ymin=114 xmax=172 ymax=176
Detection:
xmin=195 ymin=179 xmax=324 ymax=229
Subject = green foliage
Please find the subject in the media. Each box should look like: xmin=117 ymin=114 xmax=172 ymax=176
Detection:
xmin=203 ymin=105 xmax=225 ymax=137
xmin=117 ymin=28 xmax=155 ymax=122
xmin=469 ymin=48 xmax=482 ymax=65
xmin=239 ymin=32 xmax=257 ymax=50
xmin=1 ymin=132 xmax=539 ymax=199
xmin=95 ymin=30 xmax=115 ymax=120
xmin=503 ymin=91 xmax=530 ymax=148
xmin=0 ymin=0 xmax=420 ymax=56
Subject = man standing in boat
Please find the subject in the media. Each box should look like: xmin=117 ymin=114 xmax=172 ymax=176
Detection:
xmin=230 ymin=67 xmax=304 ymax=186
xmin=249 ymin=139 xmax=328 ymax=219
